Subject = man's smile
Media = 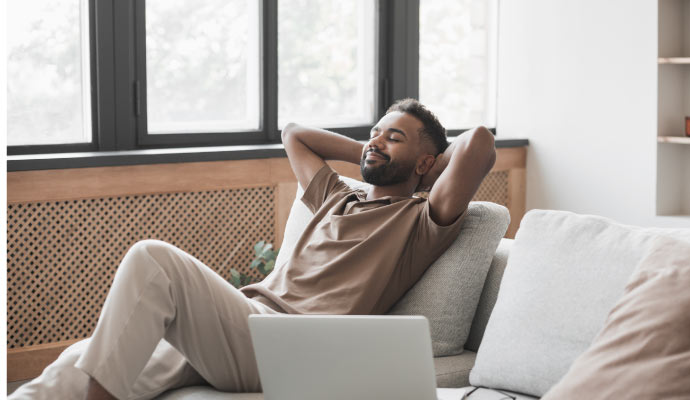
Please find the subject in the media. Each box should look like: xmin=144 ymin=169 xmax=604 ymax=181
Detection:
xmin=365 ymin=150 xmax=388 ymax=161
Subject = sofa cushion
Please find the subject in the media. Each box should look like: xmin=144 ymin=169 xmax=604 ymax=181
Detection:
xmin=542 ymin=236 xmax=690 ymax=400
xmin=276 ymin=177 xmax=509 ymax=357
xmin=158 ymin=385 xmax=541 ymax=400
xmin=470 ymin=209 xmax=690 ymax=397
xmin=387 ymin=201 xmax=509 ymax=356
xmin=158 ymin=388 xmax=262 ymax=399
xmin=157 ymin=353 xmax=479 ymax=398
xmin=434 ymin=351 xmax=477 ymax=388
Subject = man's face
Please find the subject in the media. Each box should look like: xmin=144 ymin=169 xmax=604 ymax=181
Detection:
xmin=360 ymin=111 xmax=426 ymax=186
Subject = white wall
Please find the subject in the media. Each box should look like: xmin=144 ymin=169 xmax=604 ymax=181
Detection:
xmin=497 ymin=0 xmax=690 ymax=228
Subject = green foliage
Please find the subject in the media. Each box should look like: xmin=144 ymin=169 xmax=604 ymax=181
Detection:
xmin=229 ymin=240 xmax=279 ymax=289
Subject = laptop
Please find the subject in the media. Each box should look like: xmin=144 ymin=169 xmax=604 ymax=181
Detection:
xmin=248 ymin=314 xmax=439 ymax=400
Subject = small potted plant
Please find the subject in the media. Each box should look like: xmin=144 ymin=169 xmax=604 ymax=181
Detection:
xmin=229 ymin=240 xmax=278 ymax=288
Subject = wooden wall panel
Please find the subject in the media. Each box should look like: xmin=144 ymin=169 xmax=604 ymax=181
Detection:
xmin=7 ymin=340 xmax=81 ymax=382
xmin=492 ymin=147 xmax=526 ymax=172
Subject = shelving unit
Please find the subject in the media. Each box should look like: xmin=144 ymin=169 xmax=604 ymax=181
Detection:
xmin=657 ymin=136 xmax=690 ymax=144
xmin=658 ymin=57 xmax=690 ymax=64
xmin=656 ymin=0 xmax=690 ymax=216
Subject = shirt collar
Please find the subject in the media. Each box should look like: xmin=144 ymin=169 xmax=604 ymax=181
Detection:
xmin=351 ymin=189 xmax=421 ymax=204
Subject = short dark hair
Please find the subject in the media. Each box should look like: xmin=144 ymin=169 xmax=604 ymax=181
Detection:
xmin=386 ymin=98 xmax=448 ymax=154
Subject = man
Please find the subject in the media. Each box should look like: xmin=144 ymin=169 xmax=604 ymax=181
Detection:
xmin=10 ymin=99 xmax=495 ymax=400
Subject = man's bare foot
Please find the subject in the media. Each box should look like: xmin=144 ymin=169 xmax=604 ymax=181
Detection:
xmin=85 ymin=377 xmax=117 ymax=400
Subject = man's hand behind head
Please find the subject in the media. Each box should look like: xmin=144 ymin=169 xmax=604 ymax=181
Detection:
xmin=416 ymin=153 xmax=448 ymax=192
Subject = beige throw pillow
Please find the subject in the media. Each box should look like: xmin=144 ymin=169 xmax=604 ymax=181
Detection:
xmin=542 ymin=235 xmax=690 ymax=400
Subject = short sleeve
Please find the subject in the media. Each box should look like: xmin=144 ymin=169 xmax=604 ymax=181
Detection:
xmin=300 ymin=164 xmax=350 ymax=214
xmin=410 ymin=201 xmax=467 ymax=266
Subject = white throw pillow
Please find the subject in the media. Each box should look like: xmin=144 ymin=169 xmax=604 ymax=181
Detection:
xmin=541 ymin=235 xmax=690 ymax=400
xmin=276 ymin=176 xmax=510 ymax=357
xmin=469 ymin=209 xmax=690 ymax=397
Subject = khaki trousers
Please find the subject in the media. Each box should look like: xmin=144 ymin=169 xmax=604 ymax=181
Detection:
xmin=9 ymin=239 xmax=280 ymax=400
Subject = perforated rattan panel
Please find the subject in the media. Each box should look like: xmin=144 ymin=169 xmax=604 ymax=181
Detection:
xmin=473 ymin=170 xmax=509 ymax=206
xmin=7 ymin=187 xmax=275 ymax=348
xmin=7 ymin=171 xmax=511 ymax=349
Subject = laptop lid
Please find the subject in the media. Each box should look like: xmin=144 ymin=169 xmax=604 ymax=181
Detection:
xmin=248 ymin=315 xmax=438 ymax=400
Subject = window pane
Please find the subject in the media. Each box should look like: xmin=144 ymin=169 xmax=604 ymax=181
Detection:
xmin=146 ymin=0 xmax=261 ymax=134
xmin=278 ymin=0 xmax=377 ymax=129
xmin=7 ymin=0 xmax=92 ymax=146
xmin=419 ymin=0 xmax=497 ymax=130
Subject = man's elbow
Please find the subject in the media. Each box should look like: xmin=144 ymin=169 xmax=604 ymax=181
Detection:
xmin=472 ymin=126 xmax=494 ymax=145
xmin=281 ymin=122 xmax=299 ymax=141
xmin=469 ymin=126 xmax=496 ymax=171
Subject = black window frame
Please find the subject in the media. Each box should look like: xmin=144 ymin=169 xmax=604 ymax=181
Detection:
xmin=8 ymin=0 xmax=493 ymax=162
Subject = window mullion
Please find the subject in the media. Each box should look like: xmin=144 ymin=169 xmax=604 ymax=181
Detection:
xmin=133 ymin=0 xmax=149 ymax=150
xmin=93 ymin=0 xmax=116 ymax=150
xmin=263 ymin=0 xmax=279 ymax=141
xmin=385 ymin=0 xmax=419 ymax=104
xmin=377 ymin=0 xmax=390 ymax=118
xmin=112 ymin=0 xmax=138 ymax=150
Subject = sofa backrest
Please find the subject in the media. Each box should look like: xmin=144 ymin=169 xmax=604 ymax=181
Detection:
xmin=469 ymin=209 xmax=690 ymax=397
xmin=465 ymin=217 xmax=690 ymax=354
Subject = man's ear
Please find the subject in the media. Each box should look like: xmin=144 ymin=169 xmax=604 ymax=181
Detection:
xmin=415 ymin=154 xmax=436 ymax=176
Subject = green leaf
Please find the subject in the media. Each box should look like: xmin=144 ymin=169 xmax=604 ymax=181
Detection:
xmin=260 ymin=248 xmax=275 ymax=260
xmin=264 ymin=259 xmax=275 ymax=274
xmin=254 ymin=241 xmax=265 ymax=257
xmin=229 ymin=269 xmax=241 ymax=288
xmin=249 ymin=258 xmax=261 ymax=269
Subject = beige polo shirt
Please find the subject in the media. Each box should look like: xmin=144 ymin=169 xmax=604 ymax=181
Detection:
xmin=241 ymin=164 xmax=465 ymax=315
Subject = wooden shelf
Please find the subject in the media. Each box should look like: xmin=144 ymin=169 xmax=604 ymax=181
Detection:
xmin=657 ymin=136 xmax=690 ymax=144
xmin=656 ymin=0 xmax=690 ymax=217
xmin=658 ymin=57 xmax=690 ymax=64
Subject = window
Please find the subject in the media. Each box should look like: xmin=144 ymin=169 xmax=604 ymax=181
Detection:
xmin=419 ymin=0 xmax=498 ymax=130
xmin=7 ymin=0 xmax=92 ymax=146
xmin=145 ymin=0 xmax=261 ymax=134
xmin=277 ymin=0 xmax=377 ymax=129
xmin=7 ymin=0 xmax=498 ymax=166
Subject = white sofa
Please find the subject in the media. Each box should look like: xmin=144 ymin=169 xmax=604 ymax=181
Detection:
xmin=157 ymin=180 xmax=690 ymax=399
xmin=11 ymin=178 xmax=688 ymax=400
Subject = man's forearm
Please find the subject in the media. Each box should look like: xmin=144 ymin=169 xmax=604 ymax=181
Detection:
xmin=282 ymin=123 xmax=363 ymax=165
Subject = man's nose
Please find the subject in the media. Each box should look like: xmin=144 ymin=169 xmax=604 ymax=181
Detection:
xmin=368 ymin=135 xmax=384 ymax=150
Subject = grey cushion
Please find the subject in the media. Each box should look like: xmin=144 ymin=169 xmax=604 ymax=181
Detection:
xmin=434 ymin=352 xmax=477 ymax=388
xmin=387 ymin=201 xmax=510 ymax=356
xmin=470 ymin=209 xmax=690 ymax=397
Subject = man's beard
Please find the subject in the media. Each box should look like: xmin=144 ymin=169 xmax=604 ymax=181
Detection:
xmin=360 ymin=151 xmax=415 ymax=186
